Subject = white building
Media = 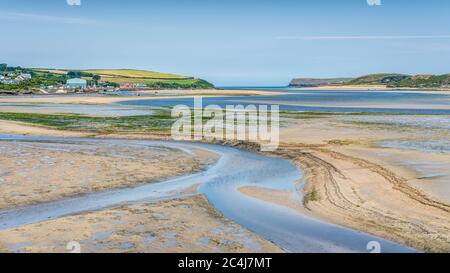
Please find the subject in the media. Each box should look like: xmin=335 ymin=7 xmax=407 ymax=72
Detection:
xmin=66 ymin=78 xmax=88 ymax=89
xmin=1 ymin=79 xmax=16 ymax=84
xmin=15 ymin=75 xmax=26 ymax=82
xmin=20 ymin=73 xmax=32 ymax=79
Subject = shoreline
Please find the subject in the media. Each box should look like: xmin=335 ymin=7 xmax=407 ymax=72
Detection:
xmin=0 ymin=133 xmax=415 ymax=253
xmin=0 ymin=89 xmax=287 ymax=105
xmin=291 ymin=85 xmax=450 ymax=92
xmin=0 ymin=135 xmax=213 ymax=210
xmin=0 ymin=195 xmax=282 ymax=253
xmin=0 ymin=121 xmax=448 ymax=251
xmin=1 ymin=94 xmax=450 ymax=252
xmin=275 ymin=144 xmax=449 ymax=252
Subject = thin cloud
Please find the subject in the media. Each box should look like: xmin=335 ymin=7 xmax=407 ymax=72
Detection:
xmin=276 ymin=35 xmax=450 ymax=40
xmin=0 ymin=12 xmax=98 ymax=25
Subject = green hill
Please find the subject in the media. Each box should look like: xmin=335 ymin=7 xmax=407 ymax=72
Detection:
xmin=393 ymin=74 xmax=450 ymax=88
xmin=35 ymin=68 xmax=214 ymax=89
xmin=347 ymin=73 xmax=450 ymax=88
xmin=81 ymin=69 xmax=188 ymax=79
xmin=1 ymin=66 xmax=214 ymax=91
xmin=347 ymin=74 xmax=410 ymax=85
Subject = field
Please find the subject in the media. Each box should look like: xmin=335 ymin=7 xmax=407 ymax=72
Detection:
xmin=79 ymin=69 xmax=215 ymax=88
xmin=83 ymin=69 xmax=189 ymax=79
xmin=1 ymin=68 xmax=215 ymax=91
xmin=347 ymin=73 xmax=450 ymax=88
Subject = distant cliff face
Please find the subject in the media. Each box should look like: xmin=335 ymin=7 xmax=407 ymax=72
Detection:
xmin=289 ymin=78 xmax=353 ymax=87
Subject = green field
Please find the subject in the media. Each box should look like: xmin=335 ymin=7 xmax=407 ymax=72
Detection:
xmin=347 ymin=73 xmax=450 ymax=88
xmin=1 ymin=66 xmax=215 ymax=91
xmin=82 ymin=69 xmax=188 ymax=79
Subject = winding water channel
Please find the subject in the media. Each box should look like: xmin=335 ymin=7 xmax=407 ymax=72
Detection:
xmin=0 ymin=135 xmax=416 ymax=253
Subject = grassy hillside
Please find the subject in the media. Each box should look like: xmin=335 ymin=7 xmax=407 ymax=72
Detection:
xmin=78 ymin=69 xmax=214 ymax=88
xmin=82 ymin=69 xmax=188 ymax=79
xmin=143 ymin=79 xmax=214 ymax=89
xmin=51 ymin=68 xmax=213 ymax=89
xmin=347 ymin=74 xmax=410 ymax=85
xmin=347 ymin=73 xmax=450 ymax=88
xmin=393 ymin=74 xmax=450 ymax=88
xmin=0 ymin=69 xmax=67 ymax=92
xmin=1 ymin=67 xmax=214 ymax=91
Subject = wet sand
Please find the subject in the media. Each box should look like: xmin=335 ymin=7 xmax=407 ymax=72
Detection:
xmin=1 ymin=115 xmax=449 ymax=252
xmin=274 ymin=116 xmax=450 ymax=252
xmin=0 ymin=140 xmax=209 ymax=209
xmin=1 ymin=96 xmax=449 ymax=252
xmin=0 ymin=195 xmax=282 ymax=253
xmin=0 ymin=103 xmax=154 ymax=117
xmin=271 ymin=144 xmax=449 ymax=252
xmin=0 ymin=89 xmax=285 ymax=105
xmin=0 ymin=120 xmax=91 ymax=138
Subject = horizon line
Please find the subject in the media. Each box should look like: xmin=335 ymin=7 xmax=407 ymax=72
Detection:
xmin=276 ymin=35 xmax=450 ymax=40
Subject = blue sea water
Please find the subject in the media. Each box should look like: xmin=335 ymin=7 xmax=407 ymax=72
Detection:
xmin=118 ymin=89 xmax=450 ymax=114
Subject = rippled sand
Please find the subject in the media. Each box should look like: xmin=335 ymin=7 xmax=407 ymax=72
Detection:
xmin=0 ymin=140 xmax=208 ymax=209
xmin=0 ymin=195 xmax=282 ymax=253
xmin=276 ymin=114 xmax=450 ymax=252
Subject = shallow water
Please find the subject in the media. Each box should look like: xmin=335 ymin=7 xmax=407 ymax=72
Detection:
xmin=0 ymin=102 xmax=154 ymax=117
xmin=338 ymin=113 xmax=450 ymax=204
xmin=119 ymin=89 xmax=450 ymax=114
xmin=379 ymin=139 xmax=450 ymax=154
xmin=342 ymin=114 xmax=450 ymax=154
xmin=340 ymin=114 xmax=450 ymax=130
xmin=373 ymin=150 xmax=450 ymax=204
xmin=0 ymin=135 xmax=415 ymax=253
xmin=400 ymin=160 xmax=450 ymax=201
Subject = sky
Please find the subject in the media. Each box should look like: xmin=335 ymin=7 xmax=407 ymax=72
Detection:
xmin=1 ymin=0 xmax=450 ymax=86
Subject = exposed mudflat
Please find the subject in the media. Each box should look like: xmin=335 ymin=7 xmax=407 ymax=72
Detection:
xmin=0 ymin=139 xmax=208 ymax=209
xmin=0 ymin=195 xmax=282 ymax=253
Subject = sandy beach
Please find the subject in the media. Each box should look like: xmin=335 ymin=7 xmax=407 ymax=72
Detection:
xmin=0 ymin=139 xmax=211 ymax=209
xmin=1 ymin=91 xmax=450 ymax=252
xmin=4 ymin=0 xmax=450 ymax=259
xmin=276 ymin=116 xmax=450 ymax=252
xmin=0 ymin=195 xmax=282 ymax=253
xmin=0 ymin=89 xmax=285 ymax=105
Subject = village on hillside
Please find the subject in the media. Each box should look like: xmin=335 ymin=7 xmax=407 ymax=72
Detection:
xmin=0 ymin=64 xmax=213 ymax=95
xmin=0 ymin=64 xmax=119 ymax=94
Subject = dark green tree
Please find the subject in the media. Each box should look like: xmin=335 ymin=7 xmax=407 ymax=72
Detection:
xmin=92 ymin=74 xmax=101 ymax=85
xmin=67 ymin=71 xmax=79 ymax=78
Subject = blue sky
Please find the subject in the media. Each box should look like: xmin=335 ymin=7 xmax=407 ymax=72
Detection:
xmin=1 ymin=0 xmax=450 ymax=86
